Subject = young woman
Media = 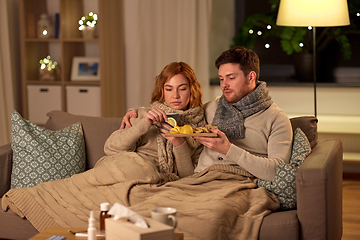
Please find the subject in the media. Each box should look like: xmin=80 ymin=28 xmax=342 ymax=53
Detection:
xmin=103 ymin=62 xmax=205 ymax=179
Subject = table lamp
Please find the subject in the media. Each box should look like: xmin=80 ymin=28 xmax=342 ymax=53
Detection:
xmin=276 ymin=0 xmax=350 ymax=117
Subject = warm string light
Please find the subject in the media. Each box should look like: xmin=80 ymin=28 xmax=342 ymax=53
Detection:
xmin=248 ymin=24 xmax=272 ymax=49
xmin=78 ymin=12 xmax=98 ymax=31
xmin=247 ymin=23 xmax=314 ymax=50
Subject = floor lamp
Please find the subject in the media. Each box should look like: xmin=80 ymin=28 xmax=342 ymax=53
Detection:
xmin=276 ymin=0 xmax=350 ymax=117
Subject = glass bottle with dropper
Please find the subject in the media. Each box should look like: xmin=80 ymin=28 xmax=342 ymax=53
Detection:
xmin=100 ymin=202 xmax=111 ymax=232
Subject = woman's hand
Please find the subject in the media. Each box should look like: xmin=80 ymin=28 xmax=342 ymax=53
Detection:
xmin=120 ymin=110 xmax=138 ymax=129
xmin=121 ymin=108 xmax=185 ymax=147
xmin=159 ymin=122 xmax=185 ymax=147
xmin=145 ymin=109 xmax=168 ymax=125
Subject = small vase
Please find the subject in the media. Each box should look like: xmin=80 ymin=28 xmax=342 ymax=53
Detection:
xmin=39 ymin=68 xmax=55 ymax=81
xmin=82 ymin=26 xmax=96 ymax=39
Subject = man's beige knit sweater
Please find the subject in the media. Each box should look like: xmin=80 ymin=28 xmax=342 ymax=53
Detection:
xmin=104 ymin=109 xmax=203 ymax=178
xmin=194 ymin=97 xmax=293 ymax=182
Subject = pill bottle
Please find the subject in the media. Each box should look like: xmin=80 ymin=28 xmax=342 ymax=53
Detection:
xmin=100 ymin=202 xmax=111 ymax=231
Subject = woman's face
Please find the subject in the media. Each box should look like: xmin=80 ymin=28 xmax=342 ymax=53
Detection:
xmin=164 ymin=74 xmax=191 ymax=110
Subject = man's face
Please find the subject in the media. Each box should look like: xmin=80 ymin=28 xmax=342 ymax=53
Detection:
xmin=218 ymin=63 xmax=256 ymax=103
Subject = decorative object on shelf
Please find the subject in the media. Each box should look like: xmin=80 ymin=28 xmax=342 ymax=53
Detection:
xmin=78 ymin=12 xmax=98 ymax=39
xmin=39 ymin=55 xmax=59 ymax=81
xmin=71 ymin=57 xmax=100 ymax=81
xmin=81 ymin=26 xmax=96 ymax=39
xmin=54 ymin=13 xmax=60 ymax=38
xmin=276 ymin=0 xmax=350 ymax=117
xmin=37 ymin=14 xmax=52 ymax=38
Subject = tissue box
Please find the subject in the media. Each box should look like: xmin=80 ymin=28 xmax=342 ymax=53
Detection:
xmin=105 ymin=217 xmax=174 ymax=240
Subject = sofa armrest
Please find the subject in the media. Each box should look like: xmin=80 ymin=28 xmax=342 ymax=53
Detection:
xmin=296 ymin=138 xmax=343 ymax=240
xmin=0 ymin=143 xmax=12 ymax=197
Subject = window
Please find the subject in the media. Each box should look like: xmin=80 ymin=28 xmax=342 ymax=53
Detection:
xmin=210 ymin=0 xmax=360 ymax=85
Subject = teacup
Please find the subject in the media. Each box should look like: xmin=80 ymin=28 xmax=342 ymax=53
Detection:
xmin=151 ymin=207 xmax=177 ymax=228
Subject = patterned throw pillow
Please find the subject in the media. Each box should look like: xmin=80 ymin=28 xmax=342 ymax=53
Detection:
xmin=257 ymin=128 xmax=311 ymax=209
xmin=10 ymin=110 xmax=86 ymax=188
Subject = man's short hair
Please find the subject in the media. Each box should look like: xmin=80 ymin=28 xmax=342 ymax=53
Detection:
xmin=215 ymin=46 xmax=260 ymax=81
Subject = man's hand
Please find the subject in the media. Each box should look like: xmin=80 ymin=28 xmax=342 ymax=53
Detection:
xmin=120 ymin=110 xmax=138 ymax=129
xmin=194 ymin=128 xmax=231 ymax=155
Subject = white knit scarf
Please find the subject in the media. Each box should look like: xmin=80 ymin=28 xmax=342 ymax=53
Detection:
xmin=151 ymin=102 xmax=206 ymax=180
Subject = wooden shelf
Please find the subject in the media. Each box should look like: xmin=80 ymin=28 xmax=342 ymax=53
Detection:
xmin=65 ymin=81 xmax=100 ymax=86
xmin=27 ymin=80 xmax=61 ymax=85
xmin=19 ymin=0 xmax=126 ymax=121
xmin=62 ymin=38 xmax=99 ymax=42
xmin=24 ymin=38 xmax=61 ymax=42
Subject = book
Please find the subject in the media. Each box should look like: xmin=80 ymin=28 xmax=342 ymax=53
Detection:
xmin=54 ymin=13 xmax=60 ymax=38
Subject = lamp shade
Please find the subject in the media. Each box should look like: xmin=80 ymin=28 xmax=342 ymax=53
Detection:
xmin=276 ymin=0 xmax=350 ymax=27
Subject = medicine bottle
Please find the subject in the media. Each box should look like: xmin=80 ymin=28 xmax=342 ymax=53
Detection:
xmin=88 ymin=210 xmax=97 ymax=240
xmin=99 ymin=202 xmax=111 ymax=231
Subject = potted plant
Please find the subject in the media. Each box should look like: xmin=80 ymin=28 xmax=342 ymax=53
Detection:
xmin=232 ymin=0 xmax=360 ymax=82
xmin=39 ymin=55 xmax=60 ymax=81
xmin=78 ymin=12 xmax=98 ymax=39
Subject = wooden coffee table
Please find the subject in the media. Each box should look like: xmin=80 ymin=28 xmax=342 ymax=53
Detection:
xmin=29 ymin=227 xmax=183 ymax=240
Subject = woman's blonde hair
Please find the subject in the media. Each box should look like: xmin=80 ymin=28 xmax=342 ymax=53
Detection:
xmin=150 ymin=62 xmax=203 ymax=108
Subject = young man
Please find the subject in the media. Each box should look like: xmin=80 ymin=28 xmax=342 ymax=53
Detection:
xmin=193 ymin=46 xmax=292 ymax=181
xmin=121 ymin=46 xmax=293 ymax=181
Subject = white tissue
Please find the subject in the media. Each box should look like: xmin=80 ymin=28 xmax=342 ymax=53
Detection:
xmin=108 ymin=203 xmax=149 ymax=228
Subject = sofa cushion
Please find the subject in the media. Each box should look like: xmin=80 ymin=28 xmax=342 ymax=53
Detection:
xmin=290 ymin=116 xmax=318 ymax=148
xmin=257 ymin=128 xmax=312 ymax=209
xmin=45 ymin=111 xmax=122 ymax=169
xmin=10 ymin=110 xmax=86 ymax=188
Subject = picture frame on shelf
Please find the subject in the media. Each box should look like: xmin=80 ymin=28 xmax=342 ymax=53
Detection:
xmin=71 ymin=57 xmax=100 ymax=81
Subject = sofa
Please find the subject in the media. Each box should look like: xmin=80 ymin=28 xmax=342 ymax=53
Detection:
xmin=0 ymin=110 xmax=343 ymax=240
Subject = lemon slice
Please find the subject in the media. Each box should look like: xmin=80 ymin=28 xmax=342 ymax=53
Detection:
xmin=170 ymin=126 xmax=180 ymax=134
xmin=166 ymin=117 xmax=177 ymax=127
xmin=180 ymin=125 xmax=193 ymax=134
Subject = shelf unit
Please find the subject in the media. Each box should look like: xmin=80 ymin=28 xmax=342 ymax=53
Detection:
xmin=19 ymin=0 xmax=126 ymax=124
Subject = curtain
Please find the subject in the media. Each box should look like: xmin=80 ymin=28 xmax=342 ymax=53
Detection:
xmin=0 ymin=0 xmax=17 ymax=145
xmin=124 ymin=0 xmax=212 ymax=110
